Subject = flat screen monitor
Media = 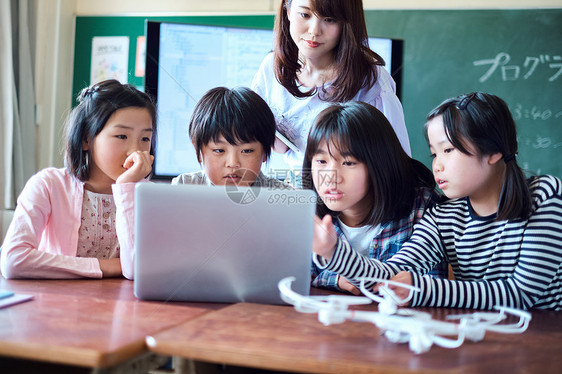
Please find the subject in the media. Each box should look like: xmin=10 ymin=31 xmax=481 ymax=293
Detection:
xmin=144 ymin=21 xmax=403 ymax=180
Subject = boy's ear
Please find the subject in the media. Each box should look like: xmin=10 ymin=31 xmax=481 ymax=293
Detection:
xmin=488 ymin=152 xmax=503 ymax=165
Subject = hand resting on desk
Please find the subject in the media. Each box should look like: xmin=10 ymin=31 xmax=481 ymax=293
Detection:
xmin=99 ymin=258 xmax=123 ymax=278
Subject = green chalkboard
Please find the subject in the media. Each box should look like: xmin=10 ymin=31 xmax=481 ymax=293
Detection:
xmin=364 ymin=9 xmax=562 ymax=178
xmin=73 ymin=9 xmax=562 ymax=178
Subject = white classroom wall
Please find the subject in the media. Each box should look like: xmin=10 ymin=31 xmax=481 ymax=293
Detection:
xmin=75 ymin=0 xmax=562 ymax=14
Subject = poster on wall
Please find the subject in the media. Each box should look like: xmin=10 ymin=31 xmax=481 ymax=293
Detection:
xmin=135 ymin=36 xmax=146 ymax=77
xmin=90 ymin=36 xmax=129 ymax=84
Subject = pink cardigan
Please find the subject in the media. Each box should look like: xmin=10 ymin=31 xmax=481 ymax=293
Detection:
xmin=0 ymin=168 xmax=137 ymax=279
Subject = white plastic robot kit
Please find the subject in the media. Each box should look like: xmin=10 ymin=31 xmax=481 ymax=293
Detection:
xmin=278 ymin=277 xmax=531 ymax=354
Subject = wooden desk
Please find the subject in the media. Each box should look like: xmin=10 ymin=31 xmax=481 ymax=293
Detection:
xmin=0 ymin=277 xmax=140 ymax=301
xmin=0 ymin=278 xmax=222 ymax=370
xmin=146 ymin=302 xmax=562 ymax=374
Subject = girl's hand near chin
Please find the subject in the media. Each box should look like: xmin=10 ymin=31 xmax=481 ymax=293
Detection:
xmin=116 ymin=150 xmax=154 ymax=184
xmin=312 ymin=214 xmax=338 ymax=260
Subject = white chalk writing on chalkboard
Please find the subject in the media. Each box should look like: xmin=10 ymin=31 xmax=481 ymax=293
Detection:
xmin=512 ymin=103 xmax=562 ymax=121
xmin=473 ymin=53 xmax=562 ymax=83
xmin=521 ymin=136 xmax=562 ymax=150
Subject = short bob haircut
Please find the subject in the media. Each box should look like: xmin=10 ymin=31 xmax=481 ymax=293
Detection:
xmin=274 ymin=0 xmax=384 ymax=102
xmin=426 ymin=92 xmax=532 ymax=221
xmin=189 ymin=86 xmax=276 ymax=162
xmin=65 ymin=79 xmax=157 ymax=181
xmin=303 ymin=101 xmax=435 ymax=226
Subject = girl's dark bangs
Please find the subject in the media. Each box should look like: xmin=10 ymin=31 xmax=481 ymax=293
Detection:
xmin=307 ymin=107 xmax=355 ymax=160
xmin=325 ymin=129 xmax=353 ymax=159
xmin=317 ymin=120 xmax=355 ymax=160
xmin=443 ymin=108 xmax=472 ymax=156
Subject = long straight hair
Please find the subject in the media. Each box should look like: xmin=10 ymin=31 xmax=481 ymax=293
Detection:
xmin=274 ymin=0 xmax=384 ymax=102
xmin=303 ymin=101 xmax=435 ymax=226
xmin=426 ymin=92 xmax=532 ymax=221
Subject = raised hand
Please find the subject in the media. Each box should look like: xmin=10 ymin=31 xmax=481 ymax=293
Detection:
xmin=312 ymin=214 xmax=338 ymax=260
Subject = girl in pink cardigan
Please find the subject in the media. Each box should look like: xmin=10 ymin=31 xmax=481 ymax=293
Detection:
xmin=1 ymin=79 xmax=156 ymax=279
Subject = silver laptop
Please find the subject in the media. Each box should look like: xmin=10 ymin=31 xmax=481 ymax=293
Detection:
xmin=134 ymin=183 xmax=315 ymax=304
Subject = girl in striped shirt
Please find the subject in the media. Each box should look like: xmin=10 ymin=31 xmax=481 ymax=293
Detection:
xmin=313 ymin=92 xmax=562 ymax=310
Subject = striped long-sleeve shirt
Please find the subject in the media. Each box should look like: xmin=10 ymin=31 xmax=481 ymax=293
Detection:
xmin=319 ymin=175 xmax=562 ymax=310
xmin=311 ymin=188 xmax=448 ymax=291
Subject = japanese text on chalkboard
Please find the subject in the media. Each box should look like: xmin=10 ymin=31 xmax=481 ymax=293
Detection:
xmin=473 ymin=53 xmax=562 ymax=83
